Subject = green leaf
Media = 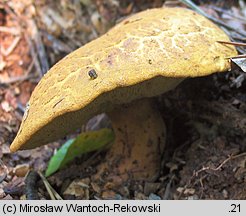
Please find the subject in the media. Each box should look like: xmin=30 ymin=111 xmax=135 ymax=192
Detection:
xmin=45 ymin=128 xmax=115 ymax=177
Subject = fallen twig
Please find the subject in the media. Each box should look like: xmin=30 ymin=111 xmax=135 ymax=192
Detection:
xmin=42 ymin=31 xmax=73 ymax=54
xmin=27 ymin=19 xmax=49 ymax=76
xmin=163 ymin=175 xmax=174 ymax=200
xmin=4 ymin=2 xmax=48 ymax=78
xmin=1 ymin=36 xmax=21 ymax=56
xmin=0 ymin=58 xmax=35 ymax=85
xmin=194 ymin=152 xmax=246 ymax=177
xmin=231 ymin=74 xmax=246 ymax=88
xmin=25 ymin=170 xmax=40 ymax=200
xmin=38 ymin=171 xmax=63 ymax=200
xmin=217 ymin=41 xmax=246 ymax=47
xmin=230 ymin=54 xmax=246 ymax=59
xmin=0 ymin=26 xmax=20 ymax=35
xmin=24 ymin=34 xmax=43 ymax=79
xmin=217 ymin=40 xmax=246 ymax=86
xmin=0 ymin=74 xmax=33 ymax=85
xmin=178 ymin=152 xmax=246 ymax=199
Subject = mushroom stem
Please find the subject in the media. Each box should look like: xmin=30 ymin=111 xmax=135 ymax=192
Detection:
xmin=95 ymin=98 xmax=166 ymax=183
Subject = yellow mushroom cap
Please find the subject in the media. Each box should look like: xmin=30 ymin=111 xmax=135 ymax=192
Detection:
xmin=10 ymin=7 xmax=237 ymax=152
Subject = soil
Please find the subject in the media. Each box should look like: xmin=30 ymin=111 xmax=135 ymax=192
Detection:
xmin=0 ymin=0 xmax=245 ymax=200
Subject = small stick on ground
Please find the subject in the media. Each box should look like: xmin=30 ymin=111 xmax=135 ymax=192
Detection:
xmin=25 ymin=170 xmax=40 ymax=200
xmin=217 ymin=41 xmax=246 ymax=47
xmin=0 ymin=59 xmax=35 ymax=86
xmin=178 ymin=152 xmax=246 ymax=199
xmin=0 ymin=26 xmax=20 ymax=35
xmin=3 ymin=2 xmax=47 ymax=78
xmin=163 ymin=175 xmax=174 ymax=200
xmin=27 ymin=19 xmax=49 ymax=76
xmin=1 ymin=36 xmax=21 ymax=56
xmin=230 ymin=54 xmax=246 ymax=59
xmin=0 ymin=74 xmax=32 ymax=86
xmin=37 ymin=171 xmax=63 ymax=200
xmin=24 ymin=34 xmax=43 ymax=79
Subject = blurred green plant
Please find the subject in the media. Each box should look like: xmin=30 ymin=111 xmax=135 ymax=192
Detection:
xmin=45 ymin=128 xmax=115 ymax=177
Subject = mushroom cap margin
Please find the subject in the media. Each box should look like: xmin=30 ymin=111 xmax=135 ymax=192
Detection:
xmin=10 ymin=7 xmax=237 ymax=151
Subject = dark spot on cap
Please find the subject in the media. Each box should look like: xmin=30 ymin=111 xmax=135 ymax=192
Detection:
xmin=88 ymin=69 xmax=97 ymax=79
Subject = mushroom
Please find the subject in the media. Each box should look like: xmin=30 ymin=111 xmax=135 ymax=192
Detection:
xmin=10 ymin=8 xmax=237 ymax=182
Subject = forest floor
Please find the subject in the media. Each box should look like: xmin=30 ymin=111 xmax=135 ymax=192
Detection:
xmin=0 ymin=0 xmax=246 ymax=200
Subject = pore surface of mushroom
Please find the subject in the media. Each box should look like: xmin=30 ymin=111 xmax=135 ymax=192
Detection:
xmin=10 ymin=7 xmax=237 ymax=181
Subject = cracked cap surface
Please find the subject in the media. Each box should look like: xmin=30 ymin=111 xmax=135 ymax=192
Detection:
xmin=10 ymin=7 xmax=237 ymax=152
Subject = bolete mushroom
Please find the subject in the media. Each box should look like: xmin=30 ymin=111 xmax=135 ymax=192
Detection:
xmin=10 ymin=8 xmax=237 ymax=182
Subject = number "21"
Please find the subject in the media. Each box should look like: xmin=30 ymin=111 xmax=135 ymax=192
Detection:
xmin=230 ymin=204 xmax=240 ymax=213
